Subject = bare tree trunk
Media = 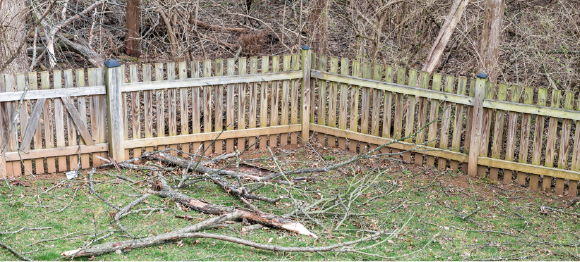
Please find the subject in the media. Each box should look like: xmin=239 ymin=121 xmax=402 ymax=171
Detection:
xmin=0 ymin=0 xmax=28 ymax=74
xmin=421 ymin=0 xmax=470 ymax=74
xmin=126 ymin=0 xmax=140 ymax=57
xmin=479 ymin=0 xmax=504 ymax=83
xmin=308 ymin=0 xmax=329 ymax=55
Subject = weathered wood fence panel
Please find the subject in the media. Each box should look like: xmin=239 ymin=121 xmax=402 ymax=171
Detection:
xmin=1 ymin=48 xmax=579 ymax=197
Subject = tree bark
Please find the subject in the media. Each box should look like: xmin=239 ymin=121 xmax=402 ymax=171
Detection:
xmin=0 ymin=0 xmax=28 ymax=74
xmin=126 ymin=0 xmax=140 ymax=57
xmin=479 ymin=0 xmax=504 ymax=83
xmin=421 ymin=0 xmax=470 ymax=75
xmin=308 ymin=0 xmax=329 ymax=55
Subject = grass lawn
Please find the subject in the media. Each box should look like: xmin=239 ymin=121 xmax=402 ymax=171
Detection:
xmin=1 ymin=144 xmax=579 ymax=260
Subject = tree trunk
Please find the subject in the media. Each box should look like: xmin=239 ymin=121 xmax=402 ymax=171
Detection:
xmin=421 ymin=0 xmax=470 ymax=75
xmin=308 ymin=0 xmax=329 ymax=55
xmin=479 ymin=0 xmax=504 ymax=83
xmin=126 ymin=0 xmax=140 ymax=57
xmin=0 ymin=0 xmax=29 ymax=74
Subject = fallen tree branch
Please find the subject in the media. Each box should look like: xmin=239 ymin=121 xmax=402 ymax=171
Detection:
xmin=62 ymin=211 xmax=244 ymax=257
xmin=0 ymin=241 xmax=31 ymax=261
xmin=207 ymin=175 xmax=280 ymax=204
xmin=62 ymin=211 xmax=392 ymax=258
xmin=151 ymin=172 xmax=316 ymax=238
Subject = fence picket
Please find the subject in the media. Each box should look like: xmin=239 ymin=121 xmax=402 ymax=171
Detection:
xmin=215 ymin=59 xmax=224 ymax=154
xmin=370 ymin=64 xmax=383 ymax=151
xmin=462 ymin=80 xmax=476 ymax=173
xmin=191 ymin=61 xmax=202 ymax=155
xmin=515 ymin=87 xmax=533 ymax=185
xmin=326 ymin=57 xmax=339 ymax=147
xmin=130 ymin=65 xmax=142 ymax=159
xmin=435 ymin=74 xmax=448 ymax=169
xmin=53 ymin=71 xmax=67 ymax=172
xmin=203 ymin=60 xmax=214 ymax=154
xmin=477 ymin=82 xmax=495 ymax=176
xmin=381 ymin=66 xmax=394 ymax=147
xmin=489 ymin=84 xmax=508 ymax=180
xmin=338 ymin=59 xmax=349 ymax=149
xmin=531 ymin=88 xmax=548 ymax=190
xmin=290 ymin=54 xmax=300 ymax=144
xmin=155 ymin=63 xmax=166 ymax=151
xmin=570 ymin=98 xmax=580 ymax=197
xmin=450 ymin=76 xmax=467 ymax=171
xmin=269 ymin=56 xmax=280 ymax=149
xmin=63 ymin=70 xmax=78 ymax=170
xmin=143 ymin=64 xmax=154 ymax=153
xmin=503 ymin=86 xmax=522 ymax=183
xmin=555 ymin=92 xmax=574 ymax=195
xmin=167 ymin=62 xmax=178 ymax=156
xmin=259 ymin=56 xmax=269 ymax=150
xmin=403 ymin=69 xmax=417 ymax=163
xmin=414 ymin=71 xmax=429 ymax=164
xmin=178 ymin=61 xmax=189 ymax=154
xmin=543 ymin=90 xmax=562 ymax=192
xmin=226 ymin=58 xmax=236 ymax=153
xmin=280 ymin=56 xmax=291 ymax=147
xmin=29 ymin=71 xmax=45 ymax=173
xmin=317 ymin=55 xmax=327 ymax=145
xmin=236 ymin=57 xmax=247 ymax=150
xmin=248 ymin=57 xmax=258 ymax=149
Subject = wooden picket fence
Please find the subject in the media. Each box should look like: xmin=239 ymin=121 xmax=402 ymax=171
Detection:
xmin=1 ymin=47 xmax=579 ymax=197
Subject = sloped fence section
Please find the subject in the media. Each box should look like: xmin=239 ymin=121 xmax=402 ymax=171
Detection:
xmin=1 ymin=48 xmax=579 ymax=197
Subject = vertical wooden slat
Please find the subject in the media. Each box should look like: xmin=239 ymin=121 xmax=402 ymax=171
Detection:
xmin=16 ymin=74 xmax=31 ymax=175
xmin=348 ymin=61 xmax=361 ymax=152
xmin=236 ymin=58 xmax=247 ymax=149
xmin=317 ymin=55 xmax=327 ymax=144
xmin=309 ymin=53 xmax=317 ymax=127
xmin=327 ymin=57 xmax=339 ymax=147
xmin=155 ymin=63 xmax=166 ymax=151
xmin=280 ymin=55 xmax=291 ymax=147
xmin=503 ymin=86 xmax=522 ymax=184
xmin=97 ymin=68 xmax=107 ymax=164
xmin=543 ymin=90 xmax=561 ymax=192
xmin=370 ymin=64 xmax=383 ymax=151
xmin=130 ymin=65 xmax=142 ymax=160
xmin=3 ymin=74 xmax=17 ymax=177
xmin=88 ymin=69 xmax=102 ymax=167
xmin=489 ymin=84 xmax=508 ymax=180
xmin=359 ymin=63 xmax=371 ymax=153
xmin=191 ymin=61 xmax=202 ymax=155
xmin=53 ymin=70 xmax=67 ymax=172
xmin=391 ymin=67 xmax=406 ymax=156
xmin=555 ymin=92 xmax=573 ymax=195
xmin=104 ymin=62 xmax=124 ymax=162
xmin=248 ymin=57 xmax=258 ymax=149
xmin=269 ymin=56 xmax=280 ymax=148
xmin=338 ymin=58 xmax=349 ymax=149
xmin=142 ymin=64 xmax=154 ymax=153
xmin=468 ymin=77 xmax=487 ymax=177
xmin=167 ymin=62 xmax=178 ymax=156
xmin=530 ymin=88 xmax=548 ymax=190
xmin=63 ymin=70 xmax=78 ymax=170
xmin=477 ymin=82 xmax=495 ymax=176
xmin=259 ymin=56 xmax=269 ymax=150
xmin=381 ymin=66 xmax=394 ymax=152
xmin=403 ymin=69 xmax=417 ymax=163
xmin=226 ymin=58 xmax=236 ymax=153
xmin=121 ymin=65 xmax=129 ymax=161
xmin=515 ymin=87 xmax=533 ymax=185
xmin=414 ymin=71 xmax=429 ymax=164
xmin=214 ymin=59 xmax=224 ymax=154
xmin=433 ymin=74 xmax=447 ymax=169
xmin=75 ymin=69 xmax=90 ymax=169
xmin=203 ymin=59 xmax=213 ymax=155
xmin=290 ymin=54 xmax=300 ymax=144
xmin=179 ymin=61 xmax=189 ymax=154
xmin=29 ymin=71 xmax=45 ymax=173
xmin=450 ymin=76 xmax=467 ymax=171
xmin=0 ymin=74 xmax=6 ymax=177
xmin=462 ymin=80 xmax=476 ymax=173
xmin=569 ymin=95 xmax=580 ymax=197
xmin=301 ymin=48 xmax=312 ymax=142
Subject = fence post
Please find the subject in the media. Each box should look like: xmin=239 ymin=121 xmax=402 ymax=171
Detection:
xmin=301 ymin=46 xmax=312 ymax=142
xmin=467 ymin=73 xmax=488 ymax=177
xmin=104 ymin=59 xmax=125 ymax=162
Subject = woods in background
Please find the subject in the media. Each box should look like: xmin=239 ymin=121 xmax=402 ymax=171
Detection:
xmin=0 ymin=0 xmax=578 ymax=90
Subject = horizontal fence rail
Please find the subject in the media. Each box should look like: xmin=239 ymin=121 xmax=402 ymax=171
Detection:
xmin=1 ymin=50 xmax=579 ymax=197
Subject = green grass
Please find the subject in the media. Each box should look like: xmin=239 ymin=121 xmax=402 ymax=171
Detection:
xmin=0 ymin=146 xmax=579 ymax=260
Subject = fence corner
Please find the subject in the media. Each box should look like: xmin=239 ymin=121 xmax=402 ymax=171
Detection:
xmin=104 ymin=59 xmax=125 ymax=162
xmin=467 ymin=73 xmax=488 ymax=177
xmin=301 ymin=46 xmax=312 ymax=143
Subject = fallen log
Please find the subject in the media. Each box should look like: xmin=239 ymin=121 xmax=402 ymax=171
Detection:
xmin=151 ymin=172 xmax=317 ymax=238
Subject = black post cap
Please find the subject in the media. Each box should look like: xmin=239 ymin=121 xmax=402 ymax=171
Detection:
xmin=301 ymin=45 xmax=311 ymax=50
xmin=476 ymin=72 xmax=488 ymax=79
xmin=104 ymin=59 xmax=121 ymax=68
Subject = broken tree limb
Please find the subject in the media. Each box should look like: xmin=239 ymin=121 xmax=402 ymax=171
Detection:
xmin=151 ymin=172 xmax=317 ymax=238
xmin=61 ymin=211 xmax=244 ymax=257
xmin=207 ymin=175 xmax=280 ymax=204
xmin=62 ymin=215 xmax=392 ymax=258
xmin=0 ymin=241 xmax=31 ymax=261
xmin=114 ymin=194 xmax=151 ymax=238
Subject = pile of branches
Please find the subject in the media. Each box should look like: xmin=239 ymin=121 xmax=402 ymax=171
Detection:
xmin=59 ymin=137 xmax=414 ymax=259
